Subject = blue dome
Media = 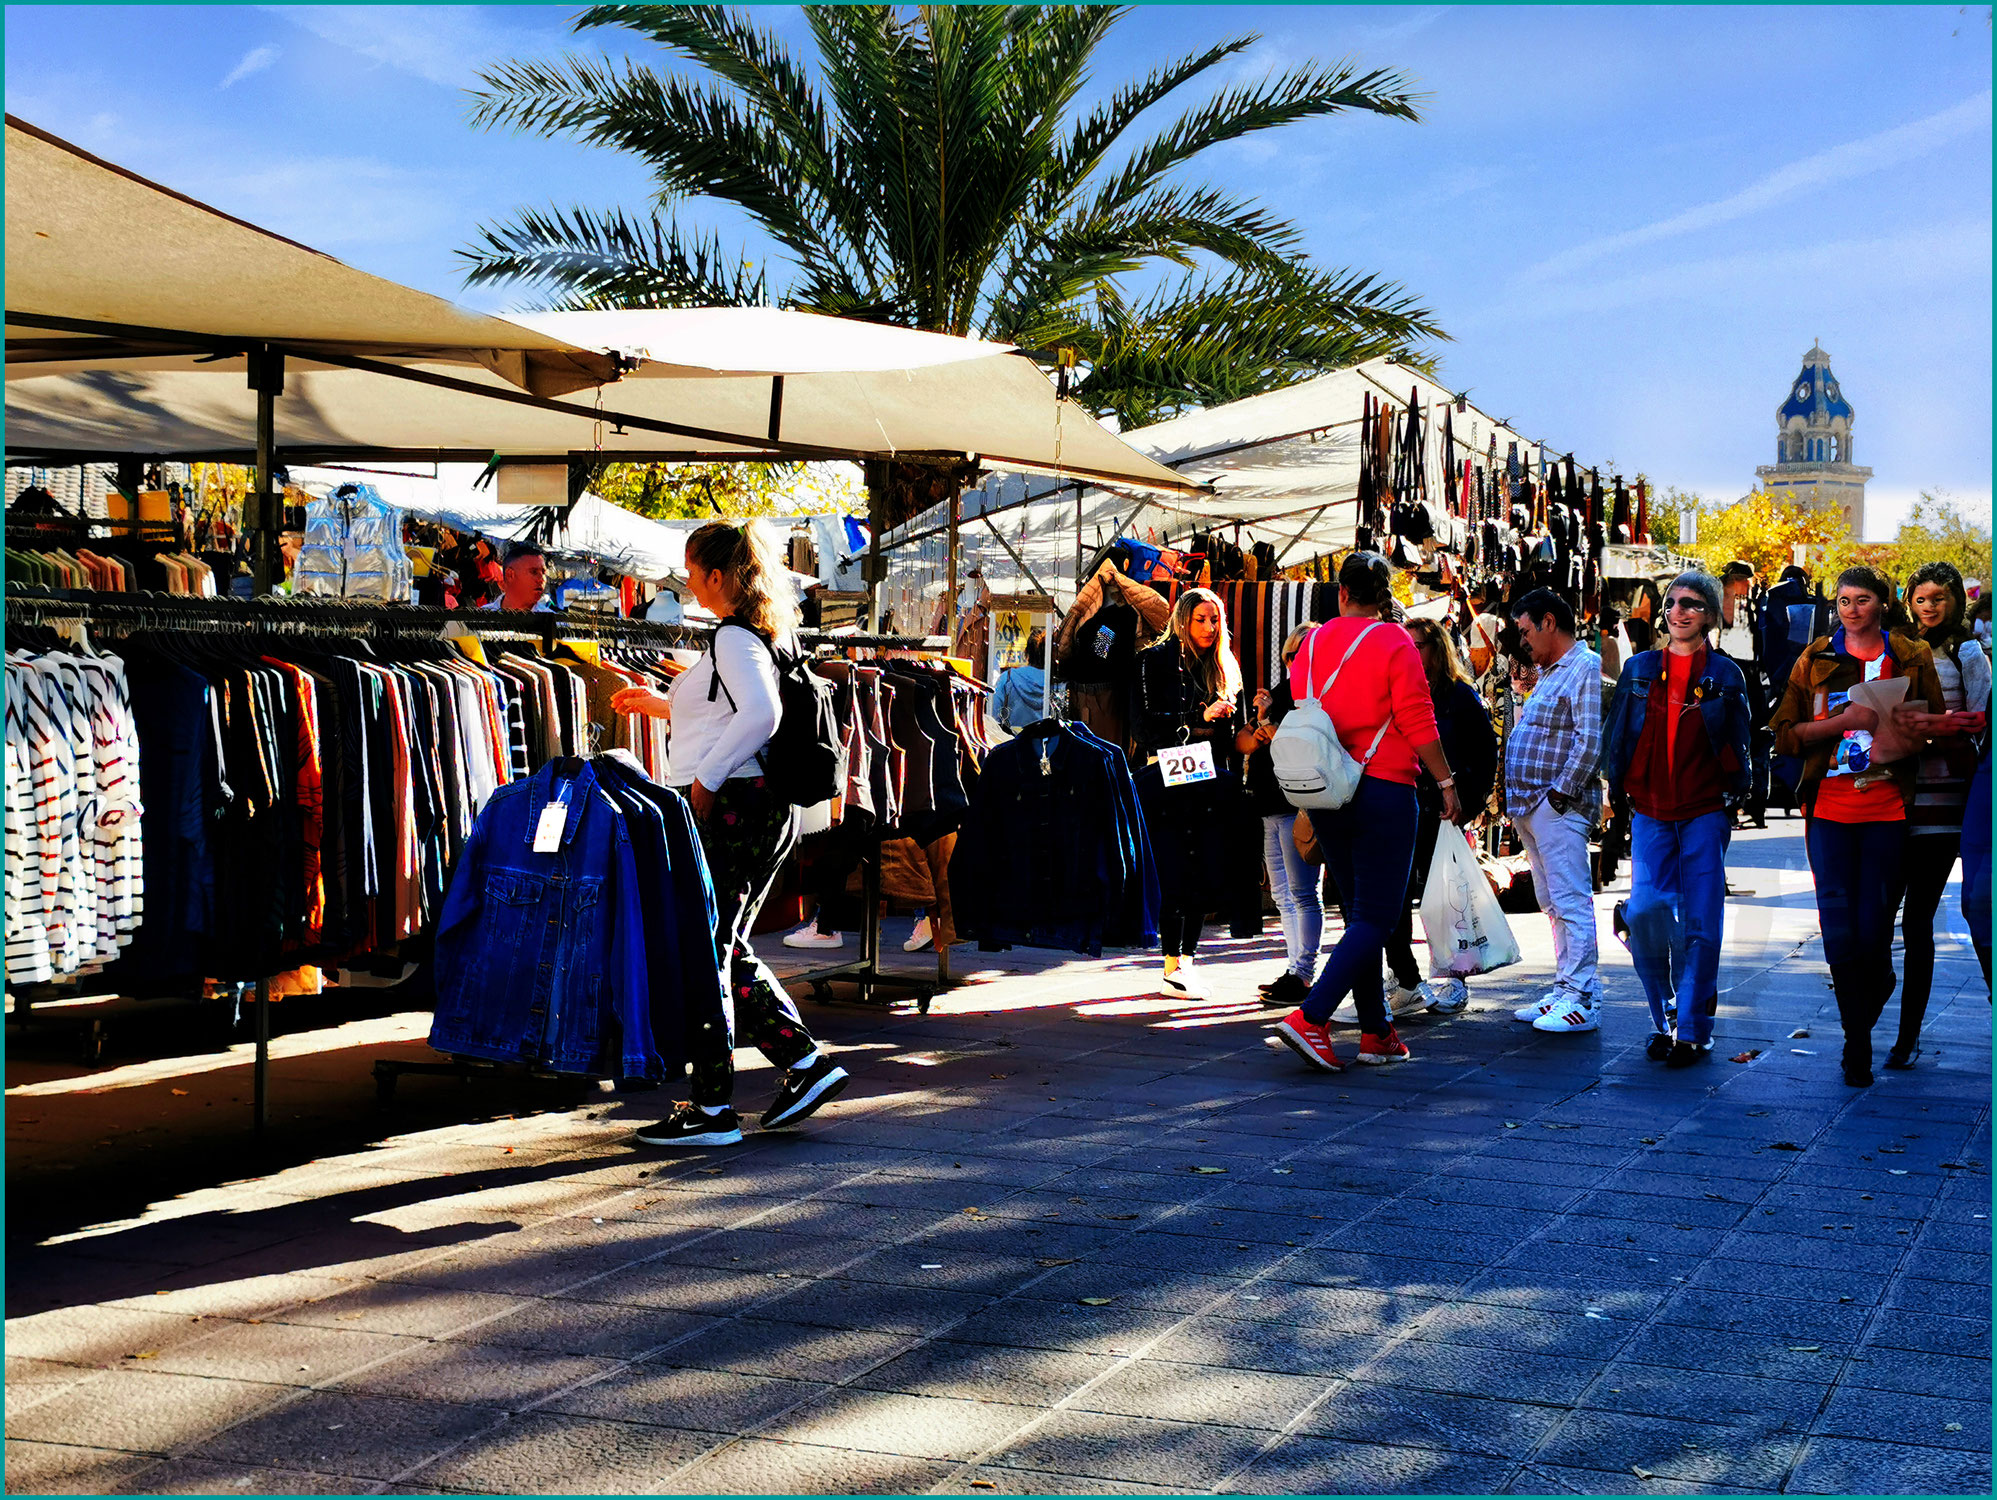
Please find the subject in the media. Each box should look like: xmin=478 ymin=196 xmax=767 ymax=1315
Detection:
xmin=1779 ymin=344 xmax=1853 ymax=424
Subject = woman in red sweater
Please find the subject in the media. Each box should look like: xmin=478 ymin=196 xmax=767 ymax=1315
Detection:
xmin=1272 ymin=553 xmax=1461 ymax=1072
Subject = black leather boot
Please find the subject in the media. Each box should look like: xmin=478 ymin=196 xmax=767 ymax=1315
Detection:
xmin=1831 ymin=962 xmax=1873 ymax=1086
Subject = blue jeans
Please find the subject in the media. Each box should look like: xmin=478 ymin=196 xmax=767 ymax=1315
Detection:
xmin=1302 ymin=776 xmax=1418 ymax=1032
xmin=1262 ymin=813 xmax=1324 ymax=982
xmin=1626 ymin=810 xmax=1730 ymax=1042
xmin=1806 ymin=817 xmax=1908 ymax=971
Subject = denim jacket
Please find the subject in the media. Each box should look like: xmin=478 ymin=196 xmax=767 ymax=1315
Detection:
xmin=1602 ymin=648 xmax=1753 ymax=804
xmin=430 ymin=759 xmax=655 ymax=1076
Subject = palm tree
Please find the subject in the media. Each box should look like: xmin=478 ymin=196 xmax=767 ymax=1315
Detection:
xmin=463 ymin=3 xmax=1444 ymax=437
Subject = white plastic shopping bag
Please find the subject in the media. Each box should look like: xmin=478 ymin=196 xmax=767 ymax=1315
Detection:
xmin=1421 ymin=827 xmax=1522 ymax=977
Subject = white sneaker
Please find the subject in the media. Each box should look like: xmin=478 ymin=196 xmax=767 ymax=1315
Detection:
xmin=903 ymin=916 xmax=934 ymax=953
xmin=1423 ymin=978 xmax=1469 ymax=1014
xmin=1330 ymin=996 xmax=1362 ymax=1026
xmin=1162 ymin=960 xmax=1207 ymax=1000
xmin=782 ymin=922 xmax=844 ymax=950
xmin=1533 ymin=996 xmax=1601 ymax=1034
xmin=1513 ymin=990 xmax=1564 ymax=1023
xmin=1387 ymin=984 xmax=1427 ymax=1019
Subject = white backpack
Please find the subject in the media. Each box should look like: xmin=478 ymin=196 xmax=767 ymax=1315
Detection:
xmin=1271 ymin=622 xmax=1391 ymax=810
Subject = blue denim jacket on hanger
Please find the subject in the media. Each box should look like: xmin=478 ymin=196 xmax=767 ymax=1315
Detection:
xmin=430 ymin=759 xmax=655 ymax=1076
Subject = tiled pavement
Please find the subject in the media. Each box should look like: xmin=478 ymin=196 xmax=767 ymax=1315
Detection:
xmin=6 ymin=820 xmax=1990 ymax=1495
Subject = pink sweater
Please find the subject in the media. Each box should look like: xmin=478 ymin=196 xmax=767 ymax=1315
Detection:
xmin=1287 ymin=617 xmax=1440 ymax=785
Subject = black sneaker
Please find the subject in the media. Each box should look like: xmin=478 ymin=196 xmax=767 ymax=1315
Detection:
xmin=1261 ymin=972 xmax=1307 ymax=1010
xmin=1664 ymin=1040 xmax=1711 ymax=1070
xmin=1645 ymin=1031 xmax=1673 ymax=1061
xmin=636 ymin=1103 xmax=743 ymax=1147
xmin=762 ymin=1055 xmax=851 ymax=1129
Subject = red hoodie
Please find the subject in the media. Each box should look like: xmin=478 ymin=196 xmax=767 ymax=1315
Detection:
xmin=1626 ymin=646 xmax=1729 ymax=820
xmin=1288 ymin=617 xmax=1440 ymax=785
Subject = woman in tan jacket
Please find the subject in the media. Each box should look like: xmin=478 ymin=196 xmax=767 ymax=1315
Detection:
xmin=1769 ymin=565 xmax=1944 ymax=1086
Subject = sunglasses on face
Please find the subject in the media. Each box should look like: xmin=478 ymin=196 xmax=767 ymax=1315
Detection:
xmin=1665 ymin=597 xmax=1708 ymax=614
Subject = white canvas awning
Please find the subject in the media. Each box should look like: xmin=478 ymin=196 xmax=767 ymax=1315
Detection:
xmin=4 ymin=119 xmax=1199 ymax=499
xmin=877 ymin=359 xmax=1553 ymax=612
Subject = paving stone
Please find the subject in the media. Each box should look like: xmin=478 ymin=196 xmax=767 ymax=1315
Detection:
xmin=1410 ymin=1302 xmax=1634 ymax=1360
xmin=103 ymin=1271 xmax=357 ymax=1322
xmin=1901 ymin=1247 xmax=1991 ymax=1284
xmin=445 ymin=1298 xmax=717 ymax=1360
xmin=3 ymin=1306 xmax=218 ymax=1370
xmin=656 ymin=1229 xmax=881 ymax=1276
xmin=3 ymin=1357 xmax=100 ymax=1418
xmin=1707 ymin=1229 xmax=1905 ymax=1274
xmin=1221 ymin=1434 xmax=1515 ymax=1494
xmin=655 ymin=1317 xmax=914 ymax=1382
xmin=7 ymin=1367 xmax=296 ymax=1455
xmin=1272 ymin=1249 xmax=1478 ymax=1298
xmin=272 ymin=1283 xmax=529 ymax=1338
xmin=1068 ymin=1358 xmax=1328 ymax=1429
xmin=1296 ymin=1378 xmax=1564 ymax=1458
xmin=142 ymin=1320 xmax=421 ymax=1387
xmin=1532 ymin=1409 xmax=1803 ymax=1488
xmin=1652 ymin=1287 xmax=1872 ymax=1342
xmin=1885 ymin=1275 xmax=1991 ymax=1320
xmin=943 ymin=1298 xmax=1185 ymax=1358
xmin=111 ymin=1457 xmax=381 ymax=1494
xmin=986 ymin=1409 xmax=1268 ymax=1487
xmin=403 ymin=1411 xmax=716 ymax=1493
xmin=670 ymin=1435 xmax=955 ymax=1494
xmin=754 ymin=1276 xmax=993 ymax=1336
xmin=1210 ymin=1283 xmax=1441 ymax=1336
xmin=1454 ymin=1268 xmax=1670 ymax=1321
xmin=331 ymin=1341 xmax=619 ymax=1408
xmin=1506 ymin=1460 xmax=1774 ymax=1494
xmin=1786 ymin=1436 xmax=1993 ymax=1494
xmin=759 ymin=1387 xmax=1039 ymax=1460
xmin=1583 ymin=1360 xmax=1828 ymax=1424
xmin=556 ymin=1261 xmax=794 ymax=1314
xmin=5 ymin=1440 xmax=158 ymax=1495
xmin=1089 ymin=1232 xmax=1293 ymax=1278
xmin=1817 ymin=1384 xmax=1990 ymax=1451
xmin=1147 ymin=1316 xmax=1390 ymax=1378
xmin=854 ymin=1339 xmax=1115 ymax=1406
xmin=1862 ymin=1307 xmax=1990 ymax=1357
xmin=1686 ymin=1257 xmax=1890 ymax=1305
xmin=186 ymin=1390 xmax=500 ymax=1480
xmin=1841 ymin=1345 xmax=1992 ymax=1401
xmin=537 ymin=1363 xmax=825 ymax=1431
xmin=1613 ymin=1321 xmax=1850 ymax=1381
xmin=1353 ymin=1340 xmax=1604 ymax=1405
xmin=944 ymin=1466 xmax=1184 ymax=1494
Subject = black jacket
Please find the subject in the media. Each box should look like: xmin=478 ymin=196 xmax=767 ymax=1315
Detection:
xmin=1130 ymin=638 xmax=1242 ymax=766
xmin=1423 ymin=679 xmax=1498 ymax=820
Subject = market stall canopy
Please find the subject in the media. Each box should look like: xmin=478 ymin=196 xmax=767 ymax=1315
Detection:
xmin=3 ymin=116 xmax=617 ymax=397
xmin=879 ymin=359 xmax=1551 ymax=606
xmin=4 ymin=117 xmax=1199 ymax=497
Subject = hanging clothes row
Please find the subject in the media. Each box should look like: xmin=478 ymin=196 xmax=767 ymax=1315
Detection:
xmin=950 ymin=718 xmax=1159 ymax=957
xmin=1216 ymin=580 xmax=1340 ymax=694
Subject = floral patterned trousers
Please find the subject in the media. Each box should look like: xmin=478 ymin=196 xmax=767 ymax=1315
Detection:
xmin=688 ymin=776 xmax=818 ymax=1107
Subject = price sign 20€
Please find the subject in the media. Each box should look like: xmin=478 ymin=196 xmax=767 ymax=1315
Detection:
xmin=1159 ymin=740 xmax=1217 ymax=788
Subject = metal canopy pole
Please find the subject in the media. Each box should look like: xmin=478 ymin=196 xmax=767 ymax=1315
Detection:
xmin=247 ymin=345 xmax=284 ymax=595
xmin=946 ymin=492 xmax=960 ymax=646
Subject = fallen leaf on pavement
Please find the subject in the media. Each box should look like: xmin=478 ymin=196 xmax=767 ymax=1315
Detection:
xmin=1790 ymin=1048 xmax=1817 ymax=1055
xmin=1731 ymin=1051 xmax=1761 ymax=1063
xmin=1504 ymin=1122 xmax=1521 ymax=1129
xmin=1889 ymin=1169 xmax=1910 ymax=1176
xmin=971 ymin=1481 xmax=997 ymax=1489
xmin=1768 ymin=1141 xmax=1804 ymax=1151
xmin=1542 ymin=1123 xmax=1580 ymax=1130
xmin=1789 ymin=1028 xmax=1810 ymax=1038
xmin=698 ymin=1168 xmax=724 ymax=1176
xmin=1035 ymin=1258 xmax=1077 ymax=1268
xmin=1632 ymin=1466 xmax=1656 ymax=1480
xmin=1079 ymin=1297 xmax=1115 ymax=1306
xmin=1272 ymin=1168 xmax=1292 ymax=1174
xmin=169 ymin=1089 xmax=188 ymax=1097
xmin=1946 ymin=1423 xmax=1963 ymax=1432
xmin=1104 ymin=1214 xmax=1139 ymax=1221
xmin=1788 ymin=1345 xmax=1821 ymax=1353
xmin=1192 ymin=1166 xmax=1226 ymax=1174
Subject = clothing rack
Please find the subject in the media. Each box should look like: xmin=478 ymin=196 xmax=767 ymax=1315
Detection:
xmin=4 ymin=586 xmax=954 ymax=1124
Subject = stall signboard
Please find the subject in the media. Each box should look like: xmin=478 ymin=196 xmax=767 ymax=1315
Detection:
xmin=989 ymin=592 xmax=1055 ymax=670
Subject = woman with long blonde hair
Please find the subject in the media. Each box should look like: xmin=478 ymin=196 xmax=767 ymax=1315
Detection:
xmin=612 ymin=519 xmax=847 ymax=1145
xmin=1132 ymin=586 xmax=1244 ymax=997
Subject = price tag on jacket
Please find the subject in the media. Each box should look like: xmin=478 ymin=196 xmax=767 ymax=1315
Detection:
xmin=1159 ymin=740 xmax=1217 ymax=788
xmin=532 ymin=802 xmax=568 ymax=852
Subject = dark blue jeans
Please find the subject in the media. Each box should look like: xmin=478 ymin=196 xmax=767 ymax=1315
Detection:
xmin=1806 ymin=815 xmax=1909 ymax=1047
xmin=1302 ymin=776 xmax=1419 ymax=1033
xmin=1627 ymin=810 xmax=1731 ymax=1042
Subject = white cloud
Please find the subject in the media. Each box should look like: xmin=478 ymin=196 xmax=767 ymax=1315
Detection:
xmin=1521 ymin=90 xmax=1993 ymax=284
xmin=262 ymin=4 xmax=556 ymax=88
xmin=1354 ymin=6 xmax=1450 ymax=46
xmin=220 ymin=43 xmax=280 ymax=90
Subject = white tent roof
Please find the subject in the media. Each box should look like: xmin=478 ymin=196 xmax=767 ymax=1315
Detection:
xmin=878 ymin=359 xmax=1557 ymax=608
xmin=4 ymin=119 xmax=1198 ymax=498
xmin=3 ymin=116 xmax=615 ymax=398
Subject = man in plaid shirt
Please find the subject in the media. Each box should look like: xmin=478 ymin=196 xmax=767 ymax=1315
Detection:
xmin=1504 ymin=589 xmax=1605 ymax=1033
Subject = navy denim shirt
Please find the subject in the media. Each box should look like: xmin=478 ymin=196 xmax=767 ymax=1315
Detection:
xmin=430 ymin=759 xmax=655 ymax=1076
xmin=1602 ymin=648 xmax=1753 ymax=804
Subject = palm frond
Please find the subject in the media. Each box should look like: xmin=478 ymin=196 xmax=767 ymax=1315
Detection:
xmin=456 ymin=204 xmax=767 ymax=309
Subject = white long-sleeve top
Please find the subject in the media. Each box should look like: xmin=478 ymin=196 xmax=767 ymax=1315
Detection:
xmin=665 ymin=624 xmax=783 ymax=789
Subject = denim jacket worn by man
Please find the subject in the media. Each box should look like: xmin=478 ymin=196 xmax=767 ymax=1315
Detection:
xmin=1602 ymin=647 xmax=1754 ymax=811
xmin=430 ymin=759 xmax=656 ymax=1077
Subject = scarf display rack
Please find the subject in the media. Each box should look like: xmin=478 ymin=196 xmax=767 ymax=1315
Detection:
xmin=4 ymin=585 xmax=947 ymax=1133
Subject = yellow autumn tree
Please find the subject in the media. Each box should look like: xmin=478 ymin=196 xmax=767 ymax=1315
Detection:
xmin=1680 ymin=488 xmax=1856 ymax=582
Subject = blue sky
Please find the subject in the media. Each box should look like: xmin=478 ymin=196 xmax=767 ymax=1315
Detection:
xmin=5 ymin=4 xmax=1990 ymax=537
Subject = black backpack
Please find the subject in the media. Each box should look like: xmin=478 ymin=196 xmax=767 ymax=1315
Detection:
xmin=708 ymin=619 xmax=842 ymax=807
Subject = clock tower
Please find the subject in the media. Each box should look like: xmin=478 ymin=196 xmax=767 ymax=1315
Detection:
xmin=1754 ymin=342 xmax=1872 ymax=535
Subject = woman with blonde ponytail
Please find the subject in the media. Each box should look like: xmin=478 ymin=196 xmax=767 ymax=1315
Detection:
xmin=611 ymin=519 xmax=848 ymax=1145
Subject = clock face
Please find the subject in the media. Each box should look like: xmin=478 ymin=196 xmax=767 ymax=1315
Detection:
xmin=1795 ymin=381 xmax=1812 ymax=401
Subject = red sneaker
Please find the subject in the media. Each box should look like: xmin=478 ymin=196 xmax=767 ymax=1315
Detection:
xmin=1356 ymin=1028 xmax=1412 ymax=1066
xmin=1271 ymin=1009 xmax=1345 ymax=1073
